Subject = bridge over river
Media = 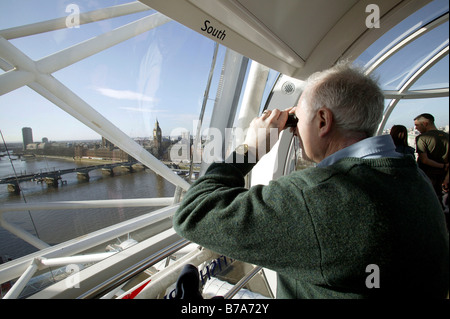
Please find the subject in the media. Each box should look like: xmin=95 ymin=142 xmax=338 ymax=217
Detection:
xmin=0 ymin=161 xmax=144 ymax=193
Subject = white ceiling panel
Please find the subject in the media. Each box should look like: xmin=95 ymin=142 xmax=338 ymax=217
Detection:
xmin=139 ymin=0 xmax=433 ymax=79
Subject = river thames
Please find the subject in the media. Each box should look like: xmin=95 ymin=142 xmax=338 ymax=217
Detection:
xmin=0 ymin=155 xmax=176 ymax=260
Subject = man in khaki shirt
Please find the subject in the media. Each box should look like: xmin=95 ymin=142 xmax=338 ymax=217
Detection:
xmin=414 ymin=113 xmax=449 ymax=210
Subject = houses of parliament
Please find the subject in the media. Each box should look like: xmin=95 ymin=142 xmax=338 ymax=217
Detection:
xmin=20 ymin=120 xmax=172 ymax=162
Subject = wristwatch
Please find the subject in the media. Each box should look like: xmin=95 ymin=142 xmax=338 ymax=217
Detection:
xmin=235 ymin=144 xmax=249 ymax=156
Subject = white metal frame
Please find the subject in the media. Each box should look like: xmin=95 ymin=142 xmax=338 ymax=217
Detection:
xmin=0 ymin=3 xmax=190 ymax=190
xmin=363 ymin=13 xmax=448 ymax=75
xmin=32 ymin=228 xmax=186 ymax=299
xmin=0 ymin=1 xmax=150 ymax=40
xmin=0 ymin=2 xmax=194 ymax=298
xmin=376 ymin=45 xmax=448 ymax=135
xmin=0 ymin=200 xmax=178 ymax=298
xmin=0 ymin=198 xmax=175 ymax=251
xmin=353 ymin=11 xmax=449 ymax=135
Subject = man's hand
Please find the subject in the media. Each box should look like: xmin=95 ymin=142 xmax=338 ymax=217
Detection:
xmin=243 ymin=108 xmax=290 ymax=161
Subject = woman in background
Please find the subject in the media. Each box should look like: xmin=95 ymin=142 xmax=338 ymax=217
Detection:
xmin=390 ymin=125 xmax=415 ymax=157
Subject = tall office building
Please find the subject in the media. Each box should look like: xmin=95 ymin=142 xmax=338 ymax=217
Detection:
xmin=22 ymin=127 xmax=33 ymax=150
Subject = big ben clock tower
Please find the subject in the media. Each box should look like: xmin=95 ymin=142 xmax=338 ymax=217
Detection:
xmin=153 ymin=119 xmax=162 ymax=157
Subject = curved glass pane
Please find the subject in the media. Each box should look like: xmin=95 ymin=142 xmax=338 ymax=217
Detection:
xmin=0 ymin=0 xmax=224 ymax=265
xmin=52 ymin=22 xmax=223 ymax=142
xmin=410 ymin=54 xmax=449 ymax=90
xmin=1 ymin=1 xmax=152 ymax=60
xmin=383 ymin=97 xmax=449 ymax=132
xmin=356 ymin=0 xmax=448 ymax=67
xmin=374 ymin=21 xmax=448 ymax=91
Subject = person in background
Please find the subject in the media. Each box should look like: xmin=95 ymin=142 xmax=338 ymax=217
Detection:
xmin=174 ymin=63 xmax=449 ymax=298
xmin=414 ymin=113 xmax=449 ymax=208
xmin=443 ymin=169 xmax=449 ymax=231
xmin=390 ymin=124 xmax=415 ymax=157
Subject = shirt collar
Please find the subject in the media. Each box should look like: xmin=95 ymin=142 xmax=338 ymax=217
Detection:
xmin=317 ymin=135 xmax=401 ymax=168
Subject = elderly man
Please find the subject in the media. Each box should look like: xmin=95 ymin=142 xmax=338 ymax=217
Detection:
xmin=174 ymin=63 xmax=449 ymax=298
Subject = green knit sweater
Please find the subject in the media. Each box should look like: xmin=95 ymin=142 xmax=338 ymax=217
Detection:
xmin=173 ymin=155 xmax=449 ymax=298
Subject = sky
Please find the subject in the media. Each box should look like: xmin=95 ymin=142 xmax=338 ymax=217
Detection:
xmin=0 ymin=0 xmax=448 ymax=144
xmin=0 ymin=0 xmax=226 ymax=143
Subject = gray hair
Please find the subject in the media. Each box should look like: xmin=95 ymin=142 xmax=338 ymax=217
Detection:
xmin=300 ymin=62 xmax=384 ymax=137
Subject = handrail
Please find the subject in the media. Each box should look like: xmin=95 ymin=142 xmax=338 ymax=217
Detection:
xmin=132 ymin=247 xmax=219 ymax=299
xmin=0 ymin=197 xmax=175 ymax=249
xmin=3 ymin=251 xmax=118 ymax=299
xmin=27 ymin=228 xmax=182 ymax=299
xmin=223 ymin=266 xmax=263 ymax=299
xmin=78 ymin=238 xmax=191 ymax=299
xmin=0 ymin=200 xmax=178 ymax=289
xmin=2 ymin=259 xmax=40 ymax=299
